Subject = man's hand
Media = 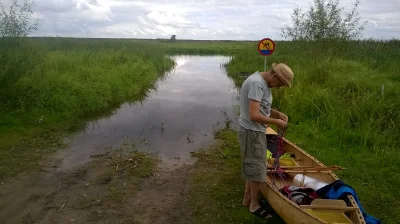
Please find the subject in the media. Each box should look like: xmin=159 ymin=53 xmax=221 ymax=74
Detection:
xmin=278 ymin=112 xmax=288 ymax=123
xmin=271 ymin=109 xmax=288 ymax=122
xmin=249 ymin=100 xmax=288 ymax=130
xmin=275 ymin=119 xmax=288 ymax=130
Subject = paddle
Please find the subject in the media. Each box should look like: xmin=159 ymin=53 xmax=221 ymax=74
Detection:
xmin=285 ymin=165 xmax=345 ymax=171
xmin=268 ymin=165 xmax=345 ymax=173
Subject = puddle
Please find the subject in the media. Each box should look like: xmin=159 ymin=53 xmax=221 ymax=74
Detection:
xmin=56 ymin=55 xmax=240 ymax=171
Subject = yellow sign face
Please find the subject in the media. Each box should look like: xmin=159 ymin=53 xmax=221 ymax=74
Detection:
xmin=258 ymin=38 xmax=275 ymax=56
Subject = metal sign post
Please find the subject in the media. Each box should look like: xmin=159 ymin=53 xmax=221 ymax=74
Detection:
xmin=264 ymin=57 xmax=267 ymax=71
xmin=258 ymin=38 xmax=276 ymax=71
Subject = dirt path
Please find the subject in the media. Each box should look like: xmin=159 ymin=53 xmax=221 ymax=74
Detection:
xmin=131 ymin=162 xmax=193 ymax=224
xmin=0 ymin=149 xmax=194 ymax=224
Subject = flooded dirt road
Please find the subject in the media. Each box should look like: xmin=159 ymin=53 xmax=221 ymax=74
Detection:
xmin=56 ymin=55 xmax=239 ymax=170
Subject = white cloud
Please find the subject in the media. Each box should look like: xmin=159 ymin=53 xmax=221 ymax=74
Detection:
xmin=16 ymin=0 xmax=398 ymax=40
xmin=137 ymin=16 xmax=149 ymax=25
xmin=147 ymin=11 xmax=192 ymax=27
xmin=154 ymin=24 xmax=176 ymax=35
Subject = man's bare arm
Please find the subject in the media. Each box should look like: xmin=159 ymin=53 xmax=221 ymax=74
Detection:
xmin=270 ymin=108 xmax=281 ymax=118
xmin=249 ymin=100 xmax=284 ymax=126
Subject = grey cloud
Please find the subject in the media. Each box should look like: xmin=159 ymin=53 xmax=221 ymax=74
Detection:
xmin=34 ymin=0 xmax=77 ymax=13
xmin=25 ymin=0 xmax=400 ymax=39
xmin=80 ymin=3 xmax=90 ymax=11
xmin=89 ymin=0 xmax=99 ymax=6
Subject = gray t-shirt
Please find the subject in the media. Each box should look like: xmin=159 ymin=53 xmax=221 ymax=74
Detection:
xmin=239 ymin=71 xmax=272 ymax=133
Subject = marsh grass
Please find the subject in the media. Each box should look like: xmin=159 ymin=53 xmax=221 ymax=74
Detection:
xmin=225 ymin=40 xmax=400 ymax=223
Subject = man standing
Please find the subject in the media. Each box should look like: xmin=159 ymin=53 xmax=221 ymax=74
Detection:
xmin=238 ymin=63 xmax=294 ymax=219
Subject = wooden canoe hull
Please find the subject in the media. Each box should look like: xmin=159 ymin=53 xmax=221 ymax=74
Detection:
xmin=262 ymin=127 xmax=366 ymax=224
xmin=261 ymin=182 xmax=328 ymax=224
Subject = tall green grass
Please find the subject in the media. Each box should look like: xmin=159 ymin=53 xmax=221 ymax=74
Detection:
xmin=225 ymin=40 xmax=400 ymax=223
xmin=0 ymin=38 xmax=174 ymax=178
xmin=1 ymin=40 xmax=174 ymax=130
xmin=31 ymin=37 xmax=248 ymax=55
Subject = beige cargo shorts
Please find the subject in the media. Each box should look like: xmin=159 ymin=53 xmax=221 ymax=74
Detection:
xmin=238 ymin=125 xmax=267 ymax=183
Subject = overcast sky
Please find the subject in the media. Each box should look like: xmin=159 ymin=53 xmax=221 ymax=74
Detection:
xmin=3 ymin=0 xmax=400 ymax=40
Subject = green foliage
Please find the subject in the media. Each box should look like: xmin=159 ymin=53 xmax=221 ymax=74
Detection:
xmin=0 ymin=0 xmax=39 ymax=38
xmin=227 ymin=40 xmax=400 ymax=151
xmin=0 ymin=0 xmax=40 ymax=91
xmin=0 ymin=43 xmax=174 ymax=131
xmin=281 ymin=0 xmax=367 ymax=41
xmin=0 ymin=39 xmax=44 ymax=89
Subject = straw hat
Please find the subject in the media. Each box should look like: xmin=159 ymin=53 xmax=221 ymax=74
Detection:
xmin=272 ymin=63 xmax=294 ymax=88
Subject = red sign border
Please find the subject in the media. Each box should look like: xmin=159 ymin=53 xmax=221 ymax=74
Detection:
xmin=258 ymin=38 xmax=275 ymax=56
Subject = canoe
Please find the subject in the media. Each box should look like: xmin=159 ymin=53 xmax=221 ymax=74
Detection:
xmin=261 ymin=127 xmax=366 ymax=224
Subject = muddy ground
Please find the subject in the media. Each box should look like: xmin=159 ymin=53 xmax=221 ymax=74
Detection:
xmin=0 ymin=147 xmax=195 ymax=224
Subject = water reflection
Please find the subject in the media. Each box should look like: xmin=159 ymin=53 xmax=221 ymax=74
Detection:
xmin=57 ymin=55 xmax=239 ymax=170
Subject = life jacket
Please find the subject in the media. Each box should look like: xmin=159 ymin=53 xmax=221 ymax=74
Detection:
xmin=316 ymin=180 xmax=381 ymax=224
xmin=280 ymin=185 xmax=319 ymax=205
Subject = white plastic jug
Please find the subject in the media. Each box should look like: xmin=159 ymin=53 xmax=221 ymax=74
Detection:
xmin=293 ymin=174 xmax=329 ymax=191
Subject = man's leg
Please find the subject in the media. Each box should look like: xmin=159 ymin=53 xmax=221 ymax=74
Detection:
xmin=238 ymin=126 xmax=251 ymax=206
xmin=249 ymin=180 xmax=271 ymax=219
xmin=249 ymin=180 xmax=261 ymax=212
xmin=242 ymin=180 xmax=251 ymax=206
xmin=239 ymin=127 xmax=271 ymax=219
xmin=245 ymin=131 xmax=271 ymax=219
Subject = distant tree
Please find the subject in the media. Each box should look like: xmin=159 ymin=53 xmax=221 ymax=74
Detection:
xmin=170 ymin=35 xmax=176 ymax=40
xmin=281 ymin=0 xmax=367 ymax=41
xmin=0 ymin=0 xmax=41 ymax=90
xmin=0 ymin=0 xmax=39 ymax=38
